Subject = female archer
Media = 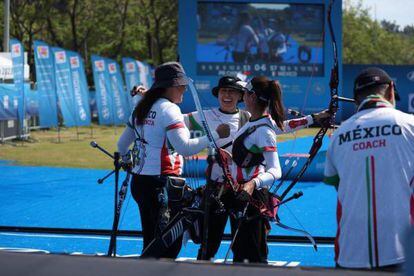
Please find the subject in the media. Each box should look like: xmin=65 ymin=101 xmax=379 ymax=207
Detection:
xmin=117 ymin=62 xmax=229 ymax=259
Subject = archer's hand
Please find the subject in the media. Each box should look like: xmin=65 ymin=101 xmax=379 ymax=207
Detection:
xmin=130 ymin=85 xmax=147 ymax=97
xmin=312 ymin=109 xmax=331 ymax=127
xmin=216 ymin=124 xmax=230 ymax=139
xmin=242 ymin=180 xmax=255 ymax=195
xmin=120 ymin=153 xmax=133 ymax=171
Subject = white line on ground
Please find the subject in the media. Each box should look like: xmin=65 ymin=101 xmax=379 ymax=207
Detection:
xmin=0 ymin=232 xmax=334 ymax=248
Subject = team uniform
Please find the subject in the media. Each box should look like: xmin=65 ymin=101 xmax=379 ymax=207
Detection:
xmin=186 ymin=109 xmax=314 ymax=261
xmin=185 ymin=108 xmax=250 ymax=181
xmin=324 ymin=98 xmax=414 ymax=268
xmin=229 ymin=115 xmax=283 ymax=263
xmin=118 ymin=98 xmax=211 ymax=258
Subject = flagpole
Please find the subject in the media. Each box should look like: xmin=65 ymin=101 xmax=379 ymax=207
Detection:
xmin=3 ymin=0 xmax=10 ymax=52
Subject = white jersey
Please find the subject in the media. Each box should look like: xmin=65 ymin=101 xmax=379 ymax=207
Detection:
xmin=324 ymin=106 xmax=414 ymax=268
xmin=185 ymin=109 xmax=313 ymax=182
xmin=231 ymin=115 xmax=280 ymax=184
xmin=185 ymin=108 xmax=245 ymax=182
xmin=129 ymin=98 xmax=185 ymax=176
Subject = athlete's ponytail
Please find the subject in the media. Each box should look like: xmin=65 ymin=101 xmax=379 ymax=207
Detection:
xmin=267 ymin=80 xmax=285 ymax=130
xmin=250 ymin=76 xmax=285 ymax=130
xmin=134 ymin=88 xmax=165 ymax=125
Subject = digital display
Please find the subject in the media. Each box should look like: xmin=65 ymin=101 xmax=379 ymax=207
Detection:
xmin=197 ymin=2 xmax=325 ymax=77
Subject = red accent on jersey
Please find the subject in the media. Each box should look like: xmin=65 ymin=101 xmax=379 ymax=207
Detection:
xmin=410 ymin=195 xmax=414 ymax=226
xmin=236 ymin=167 xmax=244 ymax=183
xmin=370 ymin=156 xmax=379 ymax=267
xmin=262 ymin=146 xmax=277 ymax=152
xmin=251 ymin=166 xmax=261 ymax=179
xmin=160 ymin=137 xmax=181 ymax=176
xmin=166 ymin=122 xmax=185 ymax=130
xmin=288 ymin=118 xmax=308 ymax=129
xmin=335 ymin=199 xmax=342 ymax=263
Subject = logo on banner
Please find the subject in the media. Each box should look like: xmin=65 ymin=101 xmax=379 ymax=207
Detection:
xmin=95 ymin=60 xmax=105 ymax=72
xmin=55 ymin=51 xmax=66 ymax=64
xmin=37 ymin=46 xmax=49 ymax=59
xmin=409 ymin=94 xmax=414 ymax=113
xmin=79 ymin=108 xmax=87 ymax=121
xmin=126 ymin=62 xmax=135 ymax=73
xmin=312 ymin=82 xmax=325 ymax=95
xmin=108 ymin=63 xmax=117 ymax=74
xmin=11 ymin=43 xmax=21 ymax=58
xmin=102 ymin=107 xmax=110 ymax=119
xmin=70 ymin=56 xmax=80 ymax=68
xmin=407 ymin=71 xmax=414 ymax=82
xmin=3 ymin=95 xmax=9 ymax=109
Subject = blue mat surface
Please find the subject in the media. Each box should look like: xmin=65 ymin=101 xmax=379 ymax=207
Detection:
xmin=0 ymin=136 xmax=337 ymax=266
xmin=0 ymin=165 xmax=337 ymax=236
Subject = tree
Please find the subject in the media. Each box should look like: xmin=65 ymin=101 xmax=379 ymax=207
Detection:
xmin=343 ymin=1 xmax=414 ymax=64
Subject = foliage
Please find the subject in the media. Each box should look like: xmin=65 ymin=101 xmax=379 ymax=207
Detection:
xmin=3 ymin=0 xmax=178 ymax=81
xmin=343 ymin=1 xmax=414 ymax=64
xmin=1 ymin=0 xmax=413 ymax=78
xmin=0 ymin=125 xmax=319 ymax=169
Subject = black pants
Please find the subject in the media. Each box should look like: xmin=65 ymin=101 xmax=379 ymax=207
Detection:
xmin=130 ymin=174 xmax=183 ymax=259
xmin=230 ymin=189 xmax=269 ymax=264
xmin=197 ymin=187 xmax=269 ymax=263
xmin=196 ymin=207 xmax=228 ymax=260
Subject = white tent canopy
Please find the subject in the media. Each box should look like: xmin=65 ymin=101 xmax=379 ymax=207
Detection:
xmin=0 ymin=52 xmax=30 ymax=81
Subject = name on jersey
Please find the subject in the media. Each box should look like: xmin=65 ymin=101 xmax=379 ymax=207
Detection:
xmin=338 ymin=124 xmax=402 ymax=151
xmin=143 ymin=110 xmax=157 ymax=126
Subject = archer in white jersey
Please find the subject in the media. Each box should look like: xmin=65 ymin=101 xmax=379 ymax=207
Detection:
xmin=324 ymin=67 xmax=414 ymax=270
xmin=186 ymin=76 xmax=330 ymax=261
xmin=116 ymin=62 xmax=230 ymax=259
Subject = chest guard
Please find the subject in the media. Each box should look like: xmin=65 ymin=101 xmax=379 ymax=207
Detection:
xmin=232 ymin=123 xmax=270 ymax=168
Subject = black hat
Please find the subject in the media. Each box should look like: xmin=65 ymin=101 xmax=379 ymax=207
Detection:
xmin=150 ymin=62 xmax=188 ymax=90
xmin=354 ymin=67 xmax=400 ymax=101
xmin=212 ymin=76 xmax=247 ymax=101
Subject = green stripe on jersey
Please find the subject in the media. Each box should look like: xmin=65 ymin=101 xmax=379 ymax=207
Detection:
xmin=188 ymin=114 xmax=205 ymax=133
xmin=248 ymin=145 xmax=264 ymax=154
xmin=323 ymin=175 xmax=339 ymax=186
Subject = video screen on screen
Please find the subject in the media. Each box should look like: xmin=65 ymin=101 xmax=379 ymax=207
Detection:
xmin=197 ymin=2 xmax=325 ymax=77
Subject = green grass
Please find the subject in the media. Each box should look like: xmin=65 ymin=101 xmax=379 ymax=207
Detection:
xmin=0 ymin=125 xmax=321 ymax=169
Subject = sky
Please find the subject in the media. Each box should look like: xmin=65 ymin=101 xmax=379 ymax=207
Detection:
xmin=347 ymin=0 xmax=414 ymax=28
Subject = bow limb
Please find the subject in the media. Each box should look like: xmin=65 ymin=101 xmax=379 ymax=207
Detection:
xmin=188 ymin=80 xmax=239 ymax=191
xmin=273 ymin=220 xmax=318 ymax=251
xmin=279 ymin=0 xmax=338 ymax=201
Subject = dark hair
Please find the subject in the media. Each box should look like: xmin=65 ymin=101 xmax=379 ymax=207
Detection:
xmin=251 ymin=76 xmax=285 ymax=130
xmin=134 ymin=88 xmax=166 ymax=125
xmin=355 ymin=84 xmax=391 ymax=104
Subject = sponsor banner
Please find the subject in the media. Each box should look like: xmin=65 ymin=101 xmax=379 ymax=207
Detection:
xmin=52 ymin=47 xmax=77 ymax=127
xmin=0 ymin=84 xmax=19 ymax=120
xmin=137 ymin=60 xmax=150 ymax=89
xmin=9 ymin=38 xmax=25 ymax=132
xmin=67 ymin=51 xmax=91 ymax=126
xmin=122 ymin=57 xmax=142 ymax=109
xmin=142 ymin=61 xmax=153 ymax=88
xmin=33 ymin=40 xmax=59 ymax=127
xmin=106 ymin=58 xmax=130 ymax=120
xmin=91 ymin=55 xmax=114 ymax=125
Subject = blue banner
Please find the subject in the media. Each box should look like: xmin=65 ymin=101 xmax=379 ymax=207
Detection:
xmin=67 ymin=51 xmax=91 ymax=126
xmin=9 ymin=38 xmax=25 ymax=133
xmin=0 ymin=84 xmax=19 ymax=120
xmin=122 ymin=57 xmax=142 ymax=109
xmin=137 ymin=60 xmax=151 ymax=89
xmin=142 ymin=61 xmax=153 ymax=88
xmin=33 ymin=40 xmax=59 ymax=127
xmin=52 ymin=47 xmax=77 ymax=127
xmin=106 ymin=58 xmax=130 ymax=120
xmin=91 ymin=55 xmax=114 ymax=125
